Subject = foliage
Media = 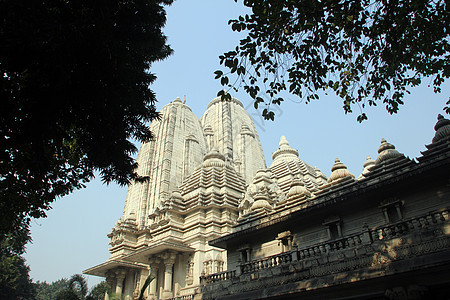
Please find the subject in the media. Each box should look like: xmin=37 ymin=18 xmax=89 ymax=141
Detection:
xmin=0 ymin=225 xmax=34 ymax=299
xmin=35 ymin=278 xmax=70 ymax=300
xmin=0 ymin=254 xmax=34 ymax=299
xmin=87 ymin=281 xmax=109 ymax=300
xmin=0 ymin=0 xmax=173 ymax=250
xmin=68 ymin=274 xmax=88 ymax=299
xmin=216 ymin=0 xmax=449 ymax=121
xmin=56 ymin=289 xmax=80 ymax=300
xmin=35 ymin=276 xmax=109 ymax=300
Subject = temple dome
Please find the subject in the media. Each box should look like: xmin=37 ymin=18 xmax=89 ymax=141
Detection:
xmin=272 ymin=136 xmax=300 ymax=162
xmin=207 ymin=94 xmax=244 ymax=108
xmin=250 ymin=193 xmax=272 ymax=211
xmin=358 ymin=155 xmax=376 ymax=179
xmin=375 ymin=138 xmax=404 ymax=164
xmin=269 ymin=137 xmax=327 ymax=194
xmin=328 ymin=158 xmax=354 ymax=183
xmin=202 ymin=148 xmax=226 ymax=167
xmin=201 ymin=96 xmax=266 ymax=183
xmin=432 ymin=114 xmax=450 ymax=143
xmin=287 ymin=177 xmax=311 ymax=199
xmin=121 ymin=97 xmax=208 ymax=228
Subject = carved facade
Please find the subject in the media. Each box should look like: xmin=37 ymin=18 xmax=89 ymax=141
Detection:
xmin=85 ymin=95 xmax=450 ymax=300
xmin=84 ymin=96 xmax=266 ymax=299
xmin=202 ymin=114 xmax=450 ymax=299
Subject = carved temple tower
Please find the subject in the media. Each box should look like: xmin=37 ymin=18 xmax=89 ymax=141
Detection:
xmin=84 ymin=96 xmax=267 ymax=299
xmin=85 ymin=94 xmax=450 ymax=299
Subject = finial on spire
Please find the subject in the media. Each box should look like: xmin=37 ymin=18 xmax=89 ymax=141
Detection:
xmin=432 ymin=114 xmax=450 ymax=143
xmin=375 ymin=138 xmax=404 ymax=164
xmin=378 ymin=138 xmax=396 ymax=154
xmin=272 ymin=136 xmax=299 ymax=161
xmin=279 ymin=136 xmax=289 ymax=146
xmin=328 ymin=158 xmax=354 ymax=183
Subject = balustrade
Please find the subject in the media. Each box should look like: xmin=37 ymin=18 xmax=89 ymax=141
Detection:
xmin=240 ymin=251 xmax=293 ymax=274
xmin=169 ymin=295 xmax=194 ymax=300
xmin=202 ymin=208 xmax=449 ymax=284
xmin=200 ymin=270 xmax=236 ymax=283
xmin=370 ymin=209 xmax=449 ymax=241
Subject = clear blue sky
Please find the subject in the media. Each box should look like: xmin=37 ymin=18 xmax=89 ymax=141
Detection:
xmin=24 ymin=0 xmax=449 ymax=289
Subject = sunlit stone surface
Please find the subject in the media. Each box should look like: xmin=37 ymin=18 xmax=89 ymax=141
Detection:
xmin=84 ymin=102 xmax=450 ymax=300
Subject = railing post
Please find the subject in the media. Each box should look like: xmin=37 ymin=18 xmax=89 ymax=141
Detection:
xmin=292 ymin=247 xmax=299 ymax=261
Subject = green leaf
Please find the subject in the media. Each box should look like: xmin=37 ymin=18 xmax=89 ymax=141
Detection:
xmin=221 ymin=76 xmax=229 ymax=86
xmin=214 ymin=70 xmax=223 ymax=79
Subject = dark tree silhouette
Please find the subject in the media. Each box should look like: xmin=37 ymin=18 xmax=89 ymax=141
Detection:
xmin=0 ymin=0 xmax=173 ymax=251
xmin=216 ymin=0 xmax=449 ymax=121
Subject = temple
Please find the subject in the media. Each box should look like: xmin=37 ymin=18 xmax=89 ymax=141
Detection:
xmin=84 ymin=96 xmax=450 ymax=300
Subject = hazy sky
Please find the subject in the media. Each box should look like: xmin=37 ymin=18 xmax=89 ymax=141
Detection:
xmin=24 ymin=0 xmax=449 ymax=289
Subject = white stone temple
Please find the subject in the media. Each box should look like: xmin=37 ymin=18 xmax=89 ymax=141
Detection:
xmin=84 ymin=96 xmax=281 ymax=299
xmin=85 ymin=96 xmax=450 ymax=300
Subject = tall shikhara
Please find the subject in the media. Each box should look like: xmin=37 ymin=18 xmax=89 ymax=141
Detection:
xmin=84 ymin=96 xmax=274 ymax=299
xmin=85 ymin=94 xmax=450 ymax=300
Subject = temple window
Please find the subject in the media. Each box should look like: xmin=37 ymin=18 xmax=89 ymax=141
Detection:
xmin=237 ymin=245 xmax=252 ymax=263
xmin=379 ymin=198 xmax=403 ymax=223
xmin=323 ymin=216 xmax=342 ymax=240
xmin=276 ymin=231 xmax=294 ymax=252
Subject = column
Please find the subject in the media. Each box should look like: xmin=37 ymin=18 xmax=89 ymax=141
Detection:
xmin=148 ymin=257 xmax=160 ymax=300
xmin=105 ymin=273 xmax=115 ymax=300
xmin=115 ymin=270 xmax=127 ymax=296
xmin=337 ymin=223 xmax=342 ymax=237
xmin=161 ymin=251 xmax=177 ymax=299
xmin=395 ymin=204 xmax=403 ymax=219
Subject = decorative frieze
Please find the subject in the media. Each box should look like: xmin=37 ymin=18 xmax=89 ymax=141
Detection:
xmin=202 ymin=208 xmax=450 ymax=299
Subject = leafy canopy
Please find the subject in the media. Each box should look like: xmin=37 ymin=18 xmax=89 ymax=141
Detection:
xmin=0 ymin=0 xmax=173 ymax=243
xmin=0 ymin=224 xmax=34 ymax=299
xmin=35 ymin=278 xmax=70 ymax=300
xmin=216 ymin=0 xmax=449 ymax=121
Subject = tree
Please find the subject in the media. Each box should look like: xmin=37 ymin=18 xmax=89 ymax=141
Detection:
xmin=0 ymin=255 xmax=34 ymax=299
xmin=0 ymin=223 xmax=34 ymax=300
xmin=35 ymin=278 xmax=70 ymax=300
xmin=68 ymin=274 xmax=88 ymax=300
xmin=54 ymin=274 xmax=97 ymax=300
xmin=56 ymin=289 xmax=80 ymax=300
xmin=0 ymin=0 xmax=173 ymax=251
xmin=216 ymin=0 xmax=449 ymax=121
xmin=87 ymin=281 xmax=109 ymax=300
xmin=35 ymin=276 xmax=108 ymax=300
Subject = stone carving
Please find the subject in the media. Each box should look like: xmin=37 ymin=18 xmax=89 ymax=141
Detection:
xmin=239 ymin=169 xmax=285 ymax=217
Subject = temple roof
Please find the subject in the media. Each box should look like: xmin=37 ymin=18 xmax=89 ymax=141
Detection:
xmin=207 ymin=95 xmax=244 ymax=109
xmin=374 ymin=138 xmax=404 ymax=165
xmin=328 ymin=158 xmax=355 ymax=183
xmin=271 ymin=136 xmax=300 ymax=162
xmin=433 ymin=114 xmax=450 ymax=143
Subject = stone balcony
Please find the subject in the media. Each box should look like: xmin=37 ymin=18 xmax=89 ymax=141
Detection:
xmin=200 ymin=208 xmax=450 ymax=299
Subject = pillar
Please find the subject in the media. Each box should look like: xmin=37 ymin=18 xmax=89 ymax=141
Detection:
xmin=161 ymin=251 xmax=177 ymax=299
xmin=148 ymin=257 xmax=160 ymax=300
xmin=105 ymin=272 xmax=115 ymax=300
xmin=115 ymin=270 xmax=127 ymax=296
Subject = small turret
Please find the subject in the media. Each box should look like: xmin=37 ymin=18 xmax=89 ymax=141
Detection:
xmin=432 ymin=114 xmax=450 ymax=143
xmin=358 ymin=155 xmax=376 ymax=179
xmin=374 ymin=138 xmax=404 ymax=165
xmin=328 ymin=158 xmax=355 ymax=183
xmin=272 ymin=136 xmax=300 ymax=162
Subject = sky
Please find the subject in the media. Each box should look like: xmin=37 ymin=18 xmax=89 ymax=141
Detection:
xmin=24 ymin=0 xmax=449 ymax=289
